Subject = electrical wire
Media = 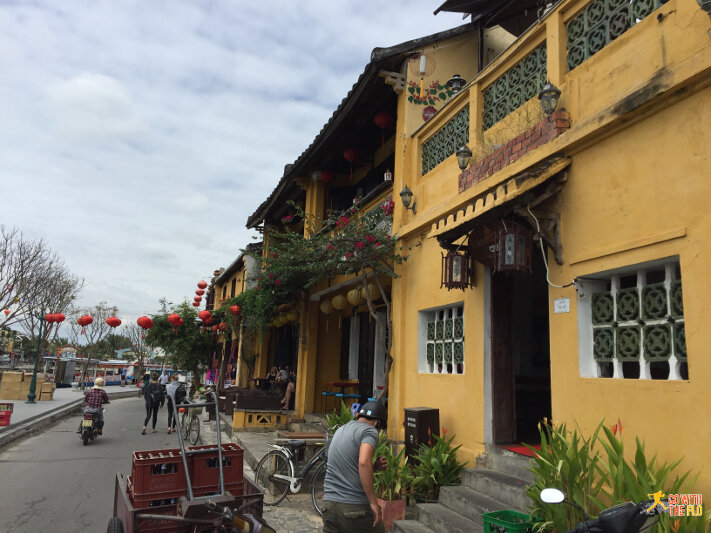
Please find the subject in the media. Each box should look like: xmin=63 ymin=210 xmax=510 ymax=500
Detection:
xmin=526 ymin=204 xmax=577 ymax=291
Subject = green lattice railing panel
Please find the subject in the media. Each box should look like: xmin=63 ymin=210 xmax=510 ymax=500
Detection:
xmin=427 ymin=343 xmax=435 ymax=364
xmin=434 ymin=343 xmax=443 ymax=363
xmin=435 ymin=320 xmax=444 ymax=340
xmin=643 ymin=324 xmax=672 ymax=361
xmin=670 ymin=280 xmax=683 ymax=317
xmin=567 ymin=0 xmax=668 ymax=71
xmin=642 ymin=283 xmax=667 ymax=319
xmin=593 ymin=328 xmax=615 ymax=361
xmin=453 ymin=341 xmax=464 ymax=363
xmin=444 ymin=342 xmax=453 ymax=363
xmin=616 ymin=326 xmax=641 ymax=361
xmin=421 ymin=105 xmax=470 ymax=175
xmin=427 ymin=322 xmax=435 ymax=341
xmin=592 ymin=292 xmax=614 ymax=324
xmin=482 ymin=43 xmax=547 ymax=131
xmin=673 ymin=323 xmax=686 ymax=361
xmin=444 ymin=318 xmax=453 ymax=340
xmin=616 ymin=288 xmax=639 ymax=322
xmin=425 ymin=307 xmax=464 ymax=374
xmin=454 ymin=317 xmax=464 ymax=337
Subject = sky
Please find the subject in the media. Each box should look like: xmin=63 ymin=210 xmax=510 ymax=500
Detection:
xmin=1 ymin=1 xmax=466 ymax=325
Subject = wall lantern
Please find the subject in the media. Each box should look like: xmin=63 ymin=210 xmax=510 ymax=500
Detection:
xmin=384 ymin=168 xmax=392 ymax=182
xmin=495 ymin=220 xmax=533 ymax=273
xmin=538 ymin=82 xmax=561 ymax=118
xmin=447 ymin=74 xmax=466 ymax=94
xmin=399 ymin=185 xmax=417 ymax=214
xmin=456 ymin=145 xmax=472 ymax=170
xmin=441 ymin=250 xmax=474 ymax=290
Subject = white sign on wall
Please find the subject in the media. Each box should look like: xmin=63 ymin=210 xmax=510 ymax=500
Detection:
xmin=554 ymin=297 xmax=570 ymax=314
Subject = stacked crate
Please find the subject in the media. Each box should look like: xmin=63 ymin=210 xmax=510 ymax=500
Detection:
xmin=0 ymin=372 xmax=54 ymax=401
xmin=127 ymin=443 xmax=244 ymax=508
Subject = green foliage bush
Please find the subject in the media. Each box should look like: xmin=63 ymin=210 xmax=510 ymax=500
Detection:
xmin=410 ymin=429 xmax=467 ymax=501
xmin=373 ymin=432 xmax=412 ymax=502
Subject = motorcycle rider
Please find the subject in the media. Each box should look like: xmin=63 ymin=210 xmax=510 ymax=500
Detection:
xmin=82 ymin=377 xmax=110 ymax=434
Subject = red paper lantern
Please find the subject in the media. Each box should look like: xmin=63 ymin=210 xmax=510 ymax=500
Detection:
xmin=194 ymin=295 xmax=202 ymax=302
xmin=54 ymin=313 xmax=65 ymax=324
xmin=204 ymin=316 xmax=214 ymax=325
xmin=3 ymin=309 xmax=9 ymax=316
xmin=192 ymin=301 xmax=200 ymax=307
xmin=320 ymin=170 xmax=335 ymax=184
xmin=137 ymin=316 xmax=153 ymax=330
xmin=211 ymin=325 xmax=218 ymax=333
xmin=77 ymin=314 xmax=93 ymax=335
xmin=106 ymin=316 xmax=121 ymax=328
xmin=374 ymin=111 xmax=395 ymax=129
xmin=195 ymin=289 xmax=205 ymax=296
xmin=45 ymin=313 xmax=56 ymax=323
xmin=343 ymin=147 xmax=359 ymax=163
xmin=198 ymin=310 xmax=212 ymax=322
xmin=167 ymin=313 xmax=181 ymax=326
xmin=197 ymin=280 xmax=208 ymax=289
xmin=218 ymin=322 xmax=228 ymax=332
xmin=229 ymin=305 xmax=241 ymax=316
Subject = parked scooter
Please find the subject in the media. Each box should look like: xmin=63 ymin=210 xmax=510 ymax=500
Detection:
xmin=80 ymin=406 xmax=105 ymax=446
xmin=540 ymin=488 xmax=668 ymax=533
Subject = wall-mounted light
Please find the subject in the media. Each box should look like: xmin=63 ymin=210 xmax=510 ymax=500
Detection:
xmin=399 ymin=185 xmax=416 ymax=214
xmin=441 ymin=250 xmax=474 ymax=290
xmin=538 ymin=82 xmax=561 ymax=118
xmin=456 ymin=145 xmax=472 ymax=170
xmin=447 ymin=74 xmax=466 ymax=94
xmin=384 ymin=168 xmax=392 ymax=182
xmin=494 ymin=220 xmax=533 ymax=273
xmin=311 ymin=170 xmax=322 ymax=181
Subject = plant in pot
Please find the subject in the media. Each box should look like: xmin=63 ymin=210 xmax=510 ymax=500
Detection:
xmin=411 ymin=428 xmax=467 ymax=502
xmin=373 ymin=432 xmax=413 ymax=530
xmin=326 ymin=400 xmax=354 ymax=435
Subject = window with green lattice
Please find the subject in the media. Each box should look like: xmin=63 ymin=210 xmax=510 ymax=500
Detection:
xmin=577 ymin=258 xmax=686 ymax=380
xmin=420 ymin=304 xmax=464 ymax=375
xmin=566 ymin=0 xmax=668 ymax=71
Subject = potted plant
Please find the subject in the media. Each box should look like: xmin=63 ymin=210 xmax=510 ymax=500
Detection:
xmin=373 ymin=432 xmax=412 ymax=530
xmin=411 ymin=428 xmax=467 ymax=502
xmin=325 ymin=400 xmax=354 ymax=434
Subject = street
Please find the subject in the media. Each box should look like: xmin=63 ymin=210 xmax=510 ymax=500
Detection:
xmin=0 ymin=396 xmax=179 ymax=532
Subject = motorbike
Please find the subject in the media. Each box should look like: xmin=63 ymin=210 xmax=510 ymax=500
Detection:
xmin=80 ymin=406 xmax=105 ymax=446
xmin=541 ymin=488 xmax=668 ymax=533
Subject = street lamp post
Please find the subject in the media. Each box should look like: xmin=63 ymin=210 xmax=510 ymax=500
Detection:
xmin=26 ymin=312 xmax=45 ymax=404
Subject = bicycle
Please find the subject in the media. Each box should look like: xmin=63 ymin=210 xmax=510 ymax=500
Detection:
xmin=253 ymin=435 xmax=328 ymax=516
xmin=178 ymin=398 xmax=201 ymax=445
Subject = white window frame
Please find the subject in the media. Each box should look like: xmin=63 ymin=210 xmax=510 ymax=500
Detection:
xmin=418 ymin=303 xmax=465 ymax=375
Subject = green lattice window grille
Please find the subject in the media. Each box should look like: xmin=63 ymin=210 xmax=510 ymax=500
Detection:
xmin=585 ymin=260 xmax=687 ymax=380
xmin=421 ymin=105 xmax=470 ymax=176
xmin=424 ymin=305 xmax=464 ymax=375
xmin=482 ymin=43 xmax=547 ymax=131
xmin=566 ymin=0 xmax=668 ymax=71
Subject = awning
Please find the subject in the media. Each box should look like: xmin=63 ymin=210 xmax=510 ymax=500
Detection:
xmin=429 ymin=156 xmax=571 ymax=242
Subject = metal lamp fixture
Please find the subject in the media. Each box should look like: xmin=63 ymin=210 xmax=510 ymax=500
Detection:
xmin=456 ymin=145 xmax=472 ymax=170
xmin=494 ymin=220 xmax=533 ymax=273
xmin=538 ymin=82 xmax=561 ymax=118
xmin=447 ymin=74 xmax=466 ymax=94
xmin=399 ymin=185 xmax=416 ymax=214
xmin=441 ymin=250 xmax=474 ymax=290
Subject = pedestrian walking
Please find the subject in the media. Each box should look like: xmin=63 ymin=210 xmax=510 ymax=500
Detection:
xmin=165 ymin=374 xmax=187 ymax=434
xmin=159 ymin=370 xmax=169 ymax=389
xmin=142 ymin=372 xmax=164 ymax=434
xmin=322 ymin=401 xmax=388 ymax=533
xmin=140 ymin=371 xmax=150 ymax=397
xmin=120 ymin=366 xmax=127 ymax=387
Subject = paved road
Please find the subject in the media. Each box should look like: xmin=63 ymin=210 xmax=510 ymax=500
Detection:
xmin=0 ymin=395 xmax=179 ymax=532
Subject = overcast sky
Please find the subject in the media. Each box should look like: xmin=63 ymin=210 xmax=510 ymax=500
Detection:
xmin=1 ymin=1 xmax=465 ymax=325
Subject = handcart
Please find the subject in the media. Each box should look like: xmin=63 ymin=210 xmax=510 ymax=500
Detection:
xmin=108 ymin=390 xmax=275 ymax=533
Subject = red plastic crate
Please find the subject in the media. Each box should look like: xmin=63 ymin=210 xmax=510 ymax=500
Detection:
xmin=188 ymin=443 xmax=244 ymax=492
xmin=128 ymin=475 xmax=243 ymax=508
xmin=0 ymin=412 xmax=11 ymax=427
xmin=131 ymin=448 xmax=188 ymax=496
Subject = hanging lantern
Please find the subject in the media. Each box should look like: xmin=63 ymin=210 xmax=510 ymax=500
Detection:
xmin=106 ymin=316 xmax=121 ymax=328
xmin=167 ymin=313 xmax=182 ymax=334
xmin=360 ymin=283 xmax=378 ymax=302
xmin=197 ymin=280 xmax=208 ymax=289
xmin=45 ymin=313 xmax=56 ymax=323
xmin=321 ymin=169 xmax=335 ymax=184
xmin=198 ymin=310 xmax=212 ymax=322
xmin=374 ymin=111 xmax=395 ymax=145
xmin=192 ymin=301 xmax=200 ymax=307
xmin=195 ymin=288 xmax=205 ymax=296
xmin=331 ymin=294 xmax=347 ymax=310
xmin=441 ymin=250 xmax=474 ymax=290
xmin=343 ymin=147 xmax=359 ymax=180
xmin=218 ymin=322 xmax=228 ymax=332
xmin=137 ymin=316 xmax=153 ymax=330
xmin=194 ymin=295 xmax=202 ymax=302
xmin=204 ymin=316 xmax=214 ymax=326
xmin=3 ymin=309 xmax=9 ymax=316
xmin=211 ymin=325 xmax=219 ymax=333
xmin=495 ymin=220 xmax=533 ymax=273
xmin=229 ymin=304 xmax=241 ymax=316
xmin=54 ymin=313 xmax=65 ymax=324
xmin=347 ymin=288 xmax=364 ymax=306
xmin=319 ymin=300 xmax=333 ymax=315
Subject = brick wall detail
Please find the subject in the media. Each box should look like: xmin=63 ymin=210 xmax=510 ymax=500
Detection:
xmin=459 ymin=110 xmax=570 ymax=193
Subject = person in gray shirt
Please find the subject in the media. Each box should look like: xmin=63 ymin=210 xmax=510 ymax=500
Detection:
xmin=323 ymin=401 xmax=388 ymax=532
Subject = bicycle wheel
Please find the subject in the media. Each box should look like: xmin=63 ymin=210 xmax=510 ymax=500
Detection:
xmin=310 ymin=461 xmax=326 ymax=516
xmin=180 ymin=410 xmax=190 ymax=439
xmin=188 ymin=414 xmax=200 ymax=445
xmin=254 ymin=451 xmax=292 ymax=505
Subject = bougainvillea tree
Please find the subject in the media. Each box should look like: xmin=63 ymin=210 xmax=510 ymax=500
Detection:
xmin=234 ymin=196 xmax=414 ymax=400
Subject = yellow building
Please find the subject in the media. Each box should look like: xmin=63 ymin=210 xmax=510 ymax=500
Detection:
xmin=243 ymin=0 xmax=711 ymax=500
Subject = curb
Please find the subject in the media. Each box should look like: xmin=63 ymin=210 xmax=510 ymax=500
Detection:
xmin=0 ymin=389 xmax=138 ymax=450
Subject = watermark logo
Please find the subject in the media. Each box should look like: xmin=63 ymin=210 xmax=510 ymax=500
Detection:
xmin=667 ymin=493 xmax=703 ymax=517
xmin=646 ymin=491 xmax=669 ymax=514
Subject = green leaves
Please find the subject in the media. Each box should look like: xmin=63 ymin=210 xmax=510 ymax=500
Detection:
xmin=373 ymin=432 xmax=412 ymax=501
xmin=410 ymin=431 xmax=467 ymax=500
xmin=325 ymin=400 xmax=353 ymax=434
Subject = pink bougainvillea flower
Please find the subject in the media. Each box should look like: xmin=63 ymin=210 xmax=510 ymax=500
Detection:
xmin=274 ymin=279 xmax=280 ymax=286
xmin=365 ymin=235 xmax=375 ymax=243
xmin=375 ymin=242 xmax=382 ymax=248
xmin=267 ymin=273 xmax=274 ymax=279
xmin=336 ymin=216 xmax=350 ymax=228
xmin=283 ymin=215 xmax=292 ymax=222
xmin=354 ymin=241 xmax=365 ymax=250
xmin=381 ymin=198 xmax=395 ymax=217
xmin=326 ymin=244 xmax=334 ymax=251
xmin=386 ymin=235 xmax=391 ymax=239
xmin=273 ymin=252 xmax=278 ymax=258
xmin=345 ymin=252 xmax=353 ymax=259
xmin=442 ymin=427 xmax=447 ymax=435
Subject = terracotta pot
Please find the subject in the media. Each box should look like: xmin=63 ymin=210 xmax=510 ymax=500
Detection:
xmin=377 ymin=498 xmax=406 ymax=530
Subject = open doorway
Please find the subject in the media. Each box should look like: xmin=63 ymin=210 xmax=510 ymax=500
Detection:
xmin=491 ymin=249 xmax=551 ymax=444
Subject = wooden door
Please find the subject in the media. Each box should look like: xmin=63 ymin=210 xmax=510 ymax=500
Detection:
xmin=491 ymin=274 xmax=516 ymax=443
xmin=357 ymin=311 xmax=376 ymax=402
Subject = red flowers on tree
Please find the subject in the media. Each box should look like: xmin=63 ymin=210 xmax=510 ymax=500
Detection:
xmin=336 ymin=216 xmax=350 ymax=228
xmin=381 ymin=198 xmax=395 ymax=217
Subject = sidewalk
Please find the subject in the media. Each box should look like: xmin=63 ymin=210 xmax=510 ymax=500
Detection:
xmin=0 ymin=384 xmax=138 ymax=449
xmin=200 ymin=415 xmax=324 ymax=533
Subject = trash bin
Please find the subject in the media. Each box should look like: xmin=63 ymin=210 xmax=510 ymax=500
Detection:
xmin=404 ymin=407 xmax=439 ymax=462
xmin=0 ymin=402 xmax=14 ymax=426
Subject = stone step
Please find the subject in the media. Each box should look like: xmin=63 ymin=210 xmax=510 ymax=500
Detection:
xmin=478 ymin=446 xmax=536 ymax=483
xmin=439 ymin=485 xmax=525 ymax=526
xmin=461 ymin=468 xmax=531 ymax=511
xmin=392 ymin=520 xmax=434 ymax=533
xmin=416 ymin=503 xmax=483 ymax=533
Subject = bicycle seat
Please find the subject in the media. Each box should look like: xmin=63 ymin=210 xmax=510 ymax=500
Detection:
xmin=286 ymin=439 xmax=306 ymax=450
